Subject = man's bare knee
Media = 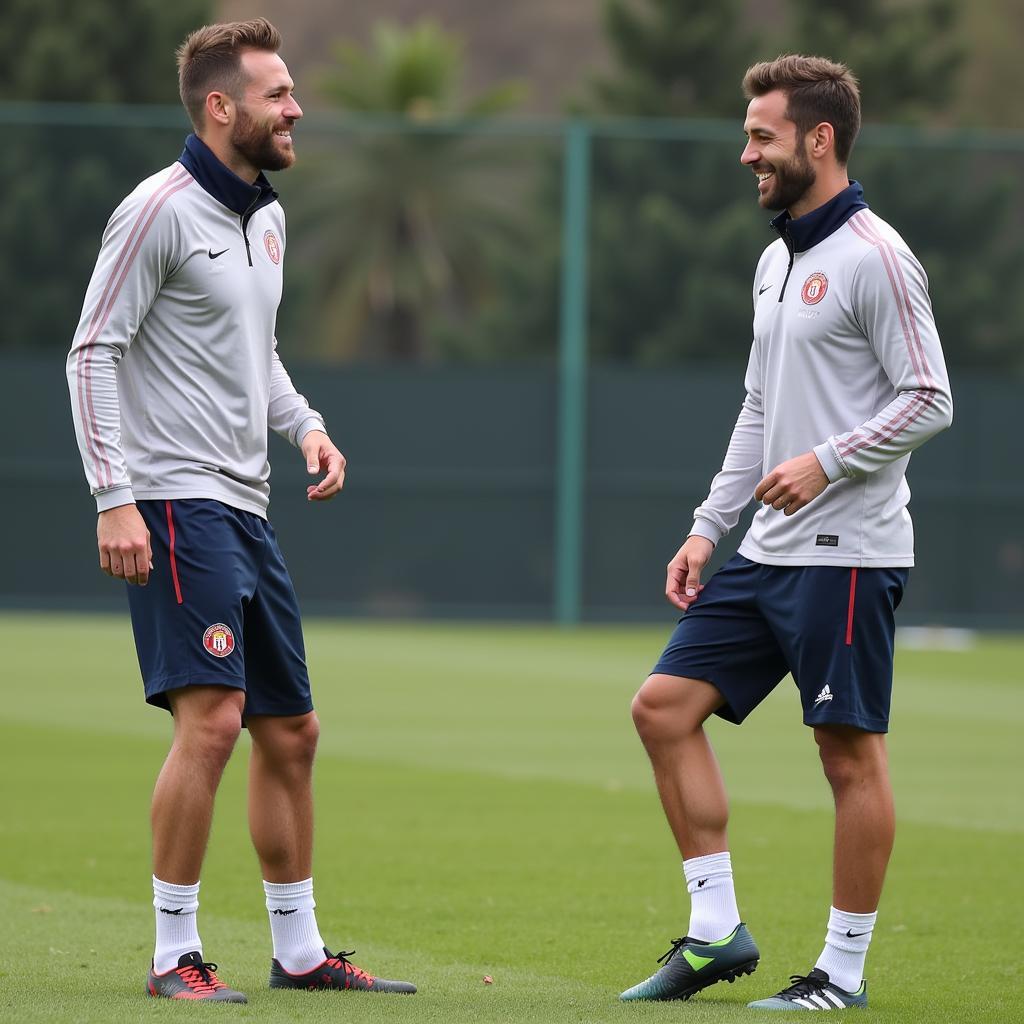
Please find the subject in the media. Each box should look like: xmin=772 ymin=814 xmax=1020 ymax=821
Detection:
xmin=292 ymin=713 xmax=320 ymax=762
xmin=250 ymin=712 xmax=320 ymax=768
xmin=814 ymin=725 xmax=888 ymax=793
xmin=170 ymin=687 xmax=244 ymax=765
xmin=631 ymin=674 xmax=722 ymax=743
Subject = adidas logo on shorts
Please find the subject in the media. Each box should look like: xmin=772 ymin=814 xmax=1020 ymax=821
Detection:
xmin=813 ymin=685 xmax=834 ymax=706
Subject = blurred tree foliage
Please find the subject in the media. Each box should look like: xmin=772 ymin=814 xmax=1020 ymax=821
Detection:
xmin=581 ymin=0 xmax=766 ymax=364
xmin=1 ymin=0 xmax=210 ymax=103
xmin=1 ymin=0 xmax=209 ymax=352
xmin=572 ymin=0 xmax=1024 ymax=368
xmin=784 ymin=0 xmax=1024 ymax=370
xmin=4 ymin=0 xmax=1023 ymax=372
xmin=284 ymin=20 xmax=528 ymax=361
xmin=787 ymin=0 xmax=963 ymax=123
xmin=592 ymin=0 xmax=756 ymax=118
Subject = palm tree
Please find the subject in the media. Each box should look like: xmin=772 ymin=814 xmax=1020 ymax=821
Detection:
xmin=289 ymin=20 xmax=527 ymax=362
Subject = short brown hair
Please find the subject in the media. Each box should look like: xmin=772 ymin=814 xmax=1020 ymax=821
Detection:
xmin=176 ymin=18 xmax=282 ymax=129
xmin=743 ymin=55 xmax=861 ymax=164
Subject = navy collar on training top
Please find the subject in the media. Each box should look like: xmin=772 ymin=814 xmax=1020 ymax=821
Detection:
xmin=178 ymin=134 xmax=278 ymax=218
xmin=770 ymin=180 xmax=868 ymax=253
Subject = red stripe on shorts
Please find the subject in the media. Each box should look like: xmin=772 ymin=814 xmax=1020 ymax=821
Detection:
xmin=165 ymin=501 xmax=183 ymax=605
xmin=845 ymin=568 xmax=859 ymax=646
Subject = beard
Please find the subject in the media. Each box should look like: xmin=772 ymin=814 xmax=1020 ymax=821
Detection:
xmin=760 ymin=141 xmax=816 ymax=212
xmin=230 ymin=106 xmax=295 ymax=173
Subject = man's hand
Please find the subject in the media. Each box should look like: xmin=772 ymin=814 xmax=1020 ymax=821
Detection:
xmin=754 ymin=451 xmax=828 ymax=516
xmin=666 ymin=535 xmax=715 ymax=612
xmin=300 ymin=430 xmax=346 ymax=501
xmin=98 ymin=505 xmax=152 ymax=585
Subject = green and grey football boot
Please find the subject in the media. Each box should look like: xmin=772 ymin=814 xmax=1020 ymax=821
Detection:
xmin=619 ymin=923 xmax=759 ymax=1002
xmin=747 ymin=968 xmax=867 ymax=1010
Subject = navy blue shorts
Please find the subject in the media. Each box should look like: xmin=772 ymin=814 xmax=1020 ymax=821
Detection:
xmin=652 ymin=554 xmax=908 ymax=733
xmin=126 ymin=499 xmax=313 ymax=718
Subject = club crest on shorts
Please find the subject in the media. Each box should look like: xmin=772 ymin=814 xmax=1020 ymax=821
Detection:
xmin=203 ymin=623 xmax=235 ymax=658
xmin=263 ymin=229 xmax=281 ymax=265
xmin=801 ymin=272 xmax=828 ymax=305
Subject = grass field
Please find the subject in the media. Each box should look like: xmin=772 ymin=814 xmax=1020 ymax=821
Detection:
xmin=1 ymin=613 xmax=1021 ymax=1023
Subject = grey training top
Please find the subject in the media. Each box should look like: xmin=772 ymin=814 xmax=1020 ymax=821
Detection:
xmin=691 ymin=186 xmax=952 ymax=567
xmin=67 ymin=137 xmax=324 ymax=518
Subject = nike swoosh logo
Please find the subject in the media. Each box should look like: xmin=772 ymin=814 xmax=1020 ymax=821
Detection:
xmin=846 ymin=929 xmax=869 ymax=937
xmin=271 ymin=908 xmax=299 ymax=916
xmin=682 ymin=949 xmax=714 ymax=971
xmin=697 ymin=879 xmax=707 ymax=888
xmin=208 ymin=248 xmax=229 ymax=259
xmin=758 ymin=283 xmax=772 ymax=295
xmin=158 ymin=907 xmax=184 ymax=915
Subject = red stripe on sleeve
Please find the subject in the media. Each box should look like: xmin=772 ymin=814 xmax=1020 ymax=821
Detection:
xmin=165 ymin=501 xmax=183 ymax=605
xmin=848 ymin=212 xmax=933 ymax=387
xmin=836 ymin=389 xmax=935 ymax=458
xmin=76 ymin=167 xmax=193 ymax=489
xmin=861 ymin=211 xmax=935 ymax=387
xmin=76 ymin=167 xmax=188 ymax=490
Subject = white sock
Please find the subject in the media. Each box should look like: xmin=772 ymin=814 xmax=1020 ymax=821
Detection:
xmin=153 ymin=876 xmax=202 ymax=974
xmin=264 ymin=877 xmax=326 ymax=974
xmin=814 ymin=906 xmax=876 ymax=993
xmin=682 ymin=852 xmax=741 ymax=942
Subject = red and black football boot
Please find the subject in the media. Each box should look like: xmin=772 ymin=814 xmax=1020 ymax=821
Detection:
xmin=146 ymin=950 xmax=248 ymax=1002
xmin=269 ymin=947 xmax=417 ymax=993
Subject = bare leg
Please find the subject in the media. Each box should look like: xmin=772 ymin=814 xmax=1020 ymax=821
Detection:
xmin=246 ymin=712 xmax=320 ymax=882
xmin=814 ymin=725 xmax=894 ymax=912
xmin=151 ymin=686 xmax=244 ymax=883
xmin=631 ymin=674 xmax=730 ymax=857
